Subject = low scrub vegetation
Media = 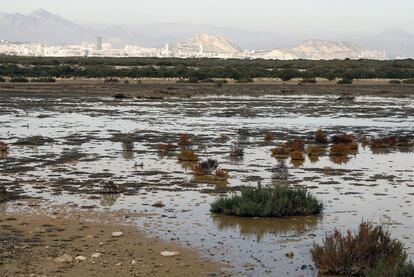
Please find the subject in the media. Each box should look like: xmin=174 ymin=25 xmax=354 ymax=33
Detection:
xmin=285 ymin=140 xmax=305 ymax=151
xmin=178 ymin=133 xmax=190 ymax=146
xmin=337 ymin=78 xmax=353 ymax=84
xmin=331 ymin=132 xmax=355 ymax=144
xmin=210 ymin=185 xmax=323 ymax=217
xmin=177 ymin=149 xmax=198 ymax=162
xmin=271 ymin=145 xmax=290 ymax=159
xmin=0 ymin=77 xmax=5 ymax=82
xmin=403 ymin=79 xmax=414 ymax=84
xmin=9 ymin=77 xmax=29 ymax=83
xmin=31 ymin=77 xmax=56 ymax=83
xmin=215 ymin=169 xmax=229 ymax=181
xmin=311 ymin=221 xmax=409 ymax=276
xmin=366 ymin=261 xmax=414 ymax=277
xmin=192 ymin=159 xmax=219 ymax=175
xmin=389 ymin=80 xmax=402 ymax=84
xmin=264 ymin=132 xmax=274 ymax=142
xmin=229 ymin=144 xmax=244 ymax=159
xmin=158 ymin=143 xmax=176 ymax=153
xmin=330 ymin=143 xmax=355 ymax=156
xmin=104 ymin=78 xmax=120 ymax=83
xmin=369 ymin=135 xmax=413 ymax=148
xmin=0 ymin=141 xmax=8 ymax=152
xmin=299 ymin=78 xmax=317 ymax=84
xmin=4 ymin=56 xmax=414 ymax=81
xmin=306 ymin=145 xmax=324 ymax=157
xmin=315 ymin=129 xmax=328 ymax=144
xmin=290 ymin=150 xmax=305 ymax=161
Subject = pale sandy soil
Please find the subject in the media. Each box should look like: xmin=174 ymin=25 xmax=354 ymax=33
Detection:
xmin=0 ymin=199 xmax=223 ymax=277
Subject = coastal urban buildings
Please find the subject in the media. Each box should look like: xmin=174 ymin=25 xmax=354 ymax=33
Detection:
xmin=0 ymin=34 xmax=387 ymax=60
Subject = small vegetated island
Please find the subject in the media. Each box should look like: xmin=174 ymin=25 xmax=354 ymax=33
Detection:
xmin=210 ymin=184 xmax=323 ymax=217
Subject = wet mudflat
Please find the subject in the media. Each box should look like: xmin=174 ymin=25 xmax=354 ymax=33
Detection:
xmin=1 ymin=90 xmax=413 ymax=276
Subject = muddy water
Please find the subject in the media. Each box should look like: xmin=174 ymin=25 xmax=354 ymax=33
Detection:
xmin=1 ymin=94 xmax=414 ymax=276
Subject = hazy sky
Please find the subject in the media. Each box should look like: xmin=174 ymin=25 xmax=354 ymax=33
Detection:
xmin=2 ymin=0 xmax=413 ymax=39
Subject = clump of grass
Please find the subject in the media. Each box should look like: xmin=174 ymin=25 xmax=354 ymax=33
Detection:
xmin=158 ymin=143 xmax=176 ymax=153
xmin=210 ymin=185 xmax=323 ymax=217
xmin=331 ymin=133 xmax=355 ymax=144
xmin=366 ymin=261 xmax=414 ymax=277
xmin=285 ymin=139 xmax=305 ymax=151
xmin=315 ymin=129 xmax=328 ymax=144
xmin=306 ymin=145 xmax=324 ymax=157
xmin=0 ymin=141 xmax=9 ymax=152
xmin=178 ymin=133 xmax=190 ymax=146
xmin=389 ymin=80 xmax=402 ymax=85
xmin=290 ymin=150 xmax=305 ymax=161
xmin=0 ymin=77 xmax=6 ymax=82
xmin=271 ymin=145 xmax=290 ymax=159
xmin=177 ymin=149 xmax=198 ymax=162
xmin=264 ymin=132 xmax=274 ymax=142
xmin=192 ymin=159 xmax=219 ymax=175
xmin=330 ymin=143 xmax=354 ymax=156
xmin=217 ymin=133 xmax=229 ymax=142
xmin=215 ymin=168 xmax=229 ymax=181
xmin=370 ymin=135 xmax=413 ymax=148
xmin=237 ymin=128 xmax=249 ymax=139
xmin=229 ymin=144 xmax=244 ymax=158
xmin=311 ymin=221 xmax=408 ymax=276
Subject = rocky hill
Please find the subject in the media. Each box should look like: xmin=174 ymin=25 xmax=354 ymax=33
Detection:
xmin=264 ymin=40 xmax=384 ymax=60
xmin=173 ymin=33 xmax=241 ymax=56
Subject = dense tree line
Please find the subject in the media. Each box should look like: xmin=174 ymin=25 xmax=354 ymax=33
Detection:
xmin=0 ymin=55 xmax=414 ymax=80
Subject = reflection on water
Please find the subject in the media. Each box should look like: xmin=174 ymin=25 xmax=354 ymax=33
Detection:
xmin=100 ymin=193 xmax=120 ymax=207
xmin=121 ymin=141 xmax=134 ymax=160
xmin=212 ymin=214 xmax=322 ymax=242
xmin=330 ymin=155 xmax=351 ymax=165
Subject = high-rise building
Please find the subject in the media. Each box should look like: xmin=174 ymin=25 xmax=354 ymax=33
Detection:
xmin=96 ymin=37 xmax=103 ymax=51
xmin=165 ymin=43 xmax=170 ymax=57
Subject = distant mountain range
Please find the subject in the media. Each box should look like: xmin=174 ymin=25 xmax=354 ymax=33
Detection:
xmin=1 ymin=9 xmax=414 ymax=58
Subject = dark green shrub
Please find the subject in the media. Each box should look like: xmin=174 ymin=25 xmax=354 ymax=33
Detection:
xmin=311 ymin=222 xmax=408 ymax=276
xmin=210 ymin=185 xmax=323 ymax=217
xmin=0 ymin=77 xmax=5 ymax=82
xmin=389 ymin=80 xmax=402 ymax=84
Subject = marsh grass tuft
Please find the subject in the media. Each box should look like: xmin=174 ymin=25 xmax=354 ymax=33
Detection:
xmin=177 ymin=149 xmax=199 ymax=162
xmin=366 ymin=261 xmax=414 ymax=277
xmin=311 ymin=221 xmax=408 ymax=276
xmin=0 ymin=141 xmax=8 ymax=152
xmin=315 ymin=129 xmax=328 ymax=144
xmin=210 ymin=185 xmax=323 ymax=217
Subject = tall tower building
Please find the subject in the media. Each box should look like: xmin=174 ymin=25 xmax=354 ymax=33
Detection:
xmin=165 ymin=43 xmax=170 ymax=57
xmin=96 ymin=37 xmax=103 ymax=51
